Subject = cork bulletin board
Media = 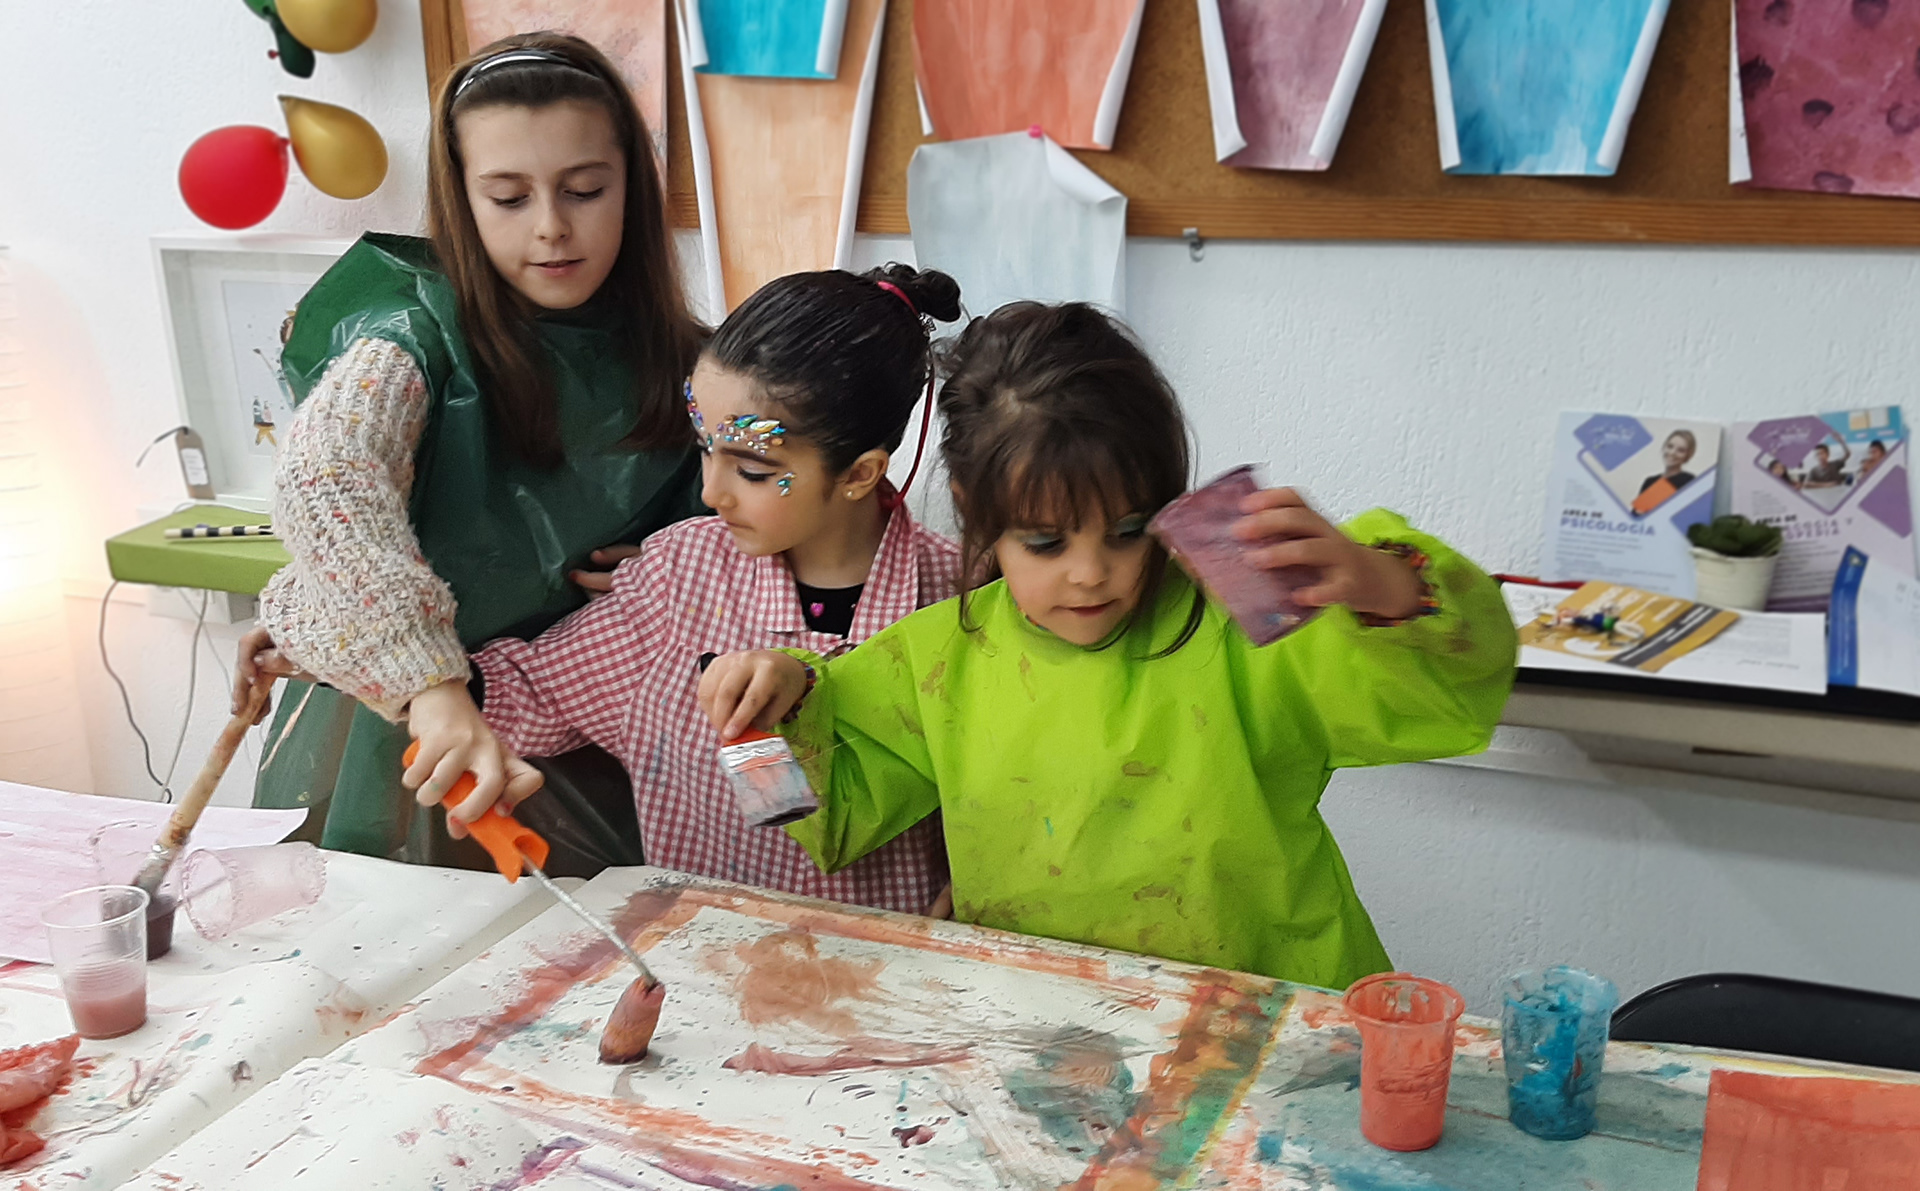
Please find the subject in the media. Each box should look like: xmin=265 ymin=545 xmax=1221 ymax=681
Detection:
xmin=421 ymin=0 xmax=1920 ymax=246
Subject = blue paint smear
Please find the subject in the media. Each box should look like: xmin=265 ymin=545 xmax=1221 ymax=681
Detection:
xmin=1247 ymin=1052 xmax=1704 ymax=1189
xmin=695 ymin=0 xmax=835 ymax=79
xmin=1435 ymin=0 xmax=1665 ymax=175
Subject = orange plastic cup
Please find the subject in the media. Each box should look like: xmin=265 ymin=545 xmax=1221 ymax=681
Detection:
xmin=1343 ymin=972 xmax=1466 ymax=1151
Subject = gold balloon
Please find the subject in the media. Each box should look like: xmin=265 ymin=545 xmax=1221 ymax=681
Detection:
xmin=281 ymin=96 xmax=388 ymax=199
xmin=276 ymin=0 xmax=377 ymax=53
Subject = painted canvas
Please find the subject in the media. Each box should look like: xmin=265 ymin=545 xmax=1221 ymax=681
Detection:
xmin=1426 ymin=0 xmax=1671 ymax=175
xmin=912 ymin=0 xmax=1146 ymax=151
xmin=688 ymin=0 xmax=848 ymax=79
xmin=1730 ymin=407 xmax=1913 ymax=611
xmin=1195 ymin=0 xmax=1388 ymax=171
xmin=907 ymin=131 xmax=1127 ymax=318
xmin=684 ymin=0 xmax=885 ymax=312
xmin=1733 ymin=0 xmax=1920 ymax=199
xmin=127 ymin=869 xmax=1846 ymax=1190
xmin=462 ymin=0 xmax=668 ymax=160
xmin=1697 ymin=1070 xmax=1920 ymax=1190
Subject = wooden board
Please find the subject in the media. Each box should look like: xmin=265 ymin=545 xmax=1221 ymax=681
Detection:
xmin=422 ymin=0 xmax=1920 ymax=245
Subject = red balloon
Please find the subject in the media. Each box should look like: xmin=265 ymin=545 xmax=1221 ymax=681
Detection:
xmin=178 ymin=126 xmax=289 ymax=229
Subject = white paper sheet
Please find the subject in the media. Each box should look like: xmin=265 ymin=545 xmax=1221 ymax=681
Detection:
xmin=1728 ymin=4 xmax=1752 ymax=185
xmin=1196 ymin=0 xmax=1247 ymax=161
xmin=1091 ymin=0 xmax=1148 ymax=150
xmin=675 ymin=0 xmax=726 ymax=319
xmin=833 ymin=2 xmax=888 ymax=270
xmin=5 ymin=852 xmax=543 ymax=1189
xmin=1505 ymin=583 xmax=1829 ymax=695
xmin=0 ymin=784 xmax=307 ymax=963
xmin=907 ymin=132 xmax=1127 ymax=319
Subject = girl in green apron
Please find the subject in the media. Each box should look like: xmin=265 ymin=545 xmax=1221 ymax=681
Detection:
xmin=699 ymin=302 xmax=1517 ymax=988
xmin=231 ymin=32 xmax=705 ymax=868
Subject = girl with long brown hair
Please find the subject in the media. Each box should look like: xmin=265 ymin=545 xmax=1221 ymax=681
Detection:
xmin=232 ymin=32 xmax=704 ymax=869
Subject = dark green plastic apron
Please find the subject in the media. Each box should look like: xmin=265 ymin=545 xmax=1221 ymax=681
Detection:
xmin=253 ymin=233 xmax=703 ymax=871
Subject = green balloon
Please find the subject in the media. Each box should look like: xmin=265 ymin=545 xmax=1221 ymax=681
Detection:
xmin=270 ymin=14 xmax=316 ymax=78
xmin=243 ymin=0 xmax=315 ymax=77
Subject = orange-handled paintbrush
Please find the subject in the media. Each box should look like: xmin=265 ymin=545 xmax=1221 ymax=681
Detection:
xmin=403 ymin=742 xmax=663 ymax=1063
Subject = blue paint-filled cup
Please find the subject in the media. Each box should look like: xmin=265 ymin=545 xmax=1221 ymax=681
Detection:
xmin=1502 ymin=966 xmax=1619 ymax=1141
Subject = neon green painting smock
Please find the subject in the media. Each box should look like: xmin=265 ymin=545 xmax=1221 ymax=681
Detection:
xmin=782 ymin=511 xmax=1516 ymax=987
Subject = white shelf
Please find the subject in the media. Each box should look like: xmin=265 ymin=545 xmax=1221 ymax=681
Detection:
xmin=1502 ymin=683 xmax=1920 ymax=802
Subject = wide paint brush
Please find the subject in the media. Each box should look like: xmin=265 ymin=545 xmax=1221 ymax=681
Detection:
xmin=402 ymin=743 xmax=664 ymax=1064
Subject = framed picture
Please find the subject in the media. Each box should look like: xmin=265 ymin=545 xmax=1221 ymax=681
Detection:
xmin=152 ymin=234 xmax=350 ymax=511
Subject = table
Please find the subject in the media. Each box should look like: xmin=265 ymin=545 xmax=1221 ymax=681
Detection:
xmin=121 ymin=866 xmax=1920 ymax=1189
xmin=1 ymin=852 xmax=542 ymax=1189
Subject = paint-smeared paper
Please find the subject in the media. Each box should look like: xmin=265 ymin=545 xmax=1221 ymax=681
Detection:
xmin=683 ymin=0 xmax=884 ymax=312
xmin=1426 ymin=0 xmax=1670 ymax=175
xmin=462 ymin=0 xmax=668 ymax=160
xmin=1196 ymin=0 xmax=1388 ymax=170
xmin=1698 ymin=1069 xmax=1920 ymax=1190
xmin=1542 ymin=412 xmax=1722 ymax=599
xmin=907 ymin=131 xmax=1126 ymax=318
xmin=1734 ymin=0 xmax=1920 ymax=200
xmin=912 ymin=0 xmax=1146 ymax=150
xmin=6 ymin=852 xmax=541 ymax=1190
xmin=0 ymin=784 xmax=306 ymax=963
xmin=1730 ymin=407 xmax=1913 ymax=612
xmin=688 ymin=0 xmax=849 ymax=79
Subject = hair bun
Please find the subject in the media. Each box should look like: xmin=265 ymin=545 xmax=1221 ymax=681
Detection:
xmin=868 ymin=264 xmax=962 ymax=324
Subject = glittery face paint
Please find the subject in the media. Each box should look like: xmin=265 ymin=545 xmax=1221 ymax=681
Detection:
xmin=686 ymin=380 xmax=789 ymax=457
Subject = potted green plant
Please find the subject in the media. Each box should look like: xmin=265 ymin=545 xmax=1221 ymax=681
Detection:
xmin=1687 ymin=515 xmax=1783 ymax=611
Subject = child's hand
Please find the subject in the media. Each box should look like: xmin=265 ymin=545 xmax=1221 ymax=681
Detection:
xmin=1233 ymin=488 xmax=1422 ymax=621
xmin=229 ymin=626 xmax=315 ymax=725
xmin=569 ymin=545 xmax=643 ymax=597
xmin=403 ymin=681 xmax=545 ymax=838
xmin=698 ymin=650 xmax=809 ymax=741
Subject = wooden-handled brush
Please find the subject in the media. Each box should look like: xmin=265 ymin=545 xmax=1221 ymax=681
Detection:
xmin=131 ymin=683 xmax=271 ymax=901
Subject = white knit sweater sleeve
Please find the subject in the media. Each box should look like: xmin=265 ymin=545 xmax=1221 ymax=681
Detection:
xmin=257 ymin=336 xmax=468 ymax=722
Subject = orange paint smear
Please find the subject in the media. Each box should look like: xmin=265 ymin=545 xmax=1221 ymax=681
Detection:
xmin=721 ymin=1039 xmax=972 ymax=1075
xmin=668 ymin=882 xmax=1259 ymax=1008
xmin=441 ymin=1062 xmax=897 ymax=1191
xmin=1697 ymin=1069 xmax=1920 ymax=1190
xmin=721 ymin=930 xmax=885 ymax=1034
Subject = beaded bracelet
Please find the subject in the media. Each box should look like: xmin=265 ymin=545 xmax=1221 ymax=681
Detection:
xmin=781 ymin=659 xmax=819 ymax=724
xmin=1356 ymin=542 xmax=1441 ymax=628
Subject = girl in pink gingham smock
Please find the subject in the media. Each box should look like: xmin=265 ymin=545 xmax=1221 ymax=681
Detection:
xmin=464 ymin=266 xmax=963 ymax=914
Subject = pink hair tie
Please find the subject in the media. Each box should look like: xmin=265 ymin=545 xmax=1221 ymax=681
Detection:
xmin=874 ymin=279 xmax=916 ymax=313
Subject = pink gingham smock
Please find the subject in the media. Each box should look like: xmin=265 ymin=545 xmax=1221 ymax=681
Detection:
xmin=473 ymin=506 xmax=958 ymax=912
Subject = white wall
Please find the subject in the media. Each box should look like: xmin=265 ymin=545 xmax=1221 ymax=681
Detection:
xmin=7 ymin=0 xmax=1920 ymax=1012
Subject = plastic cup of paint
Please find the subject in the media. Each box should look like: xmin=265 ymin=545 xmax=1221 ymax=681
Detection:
xmin=1502 ymin=965 xmax=1619 ymax=1141
xmin=89 ymin=820 xmax=180 ymax=960
xmin=182 ymin=842 xmax=327 ymax=941
xmin=41 ymin=885 xmax=151 ymax=1039
xmin=1343 ymin=972 xmax=1466 ymax=1152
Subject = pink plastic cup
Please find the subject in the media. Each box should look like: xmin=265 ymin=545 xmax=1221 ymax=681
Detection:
xmin=182 ymin=843 xmax=327 ymax=940
xmin=1344 ymin=972 xmax=1466 ymax=1151
xmin=41 ymin=885 xmax=150 ymax=1039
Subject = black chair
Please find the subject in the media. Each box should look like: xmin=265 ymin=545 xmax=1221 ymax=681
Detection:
xmin=1610 ymin=973 xmax=1920 ymax=1075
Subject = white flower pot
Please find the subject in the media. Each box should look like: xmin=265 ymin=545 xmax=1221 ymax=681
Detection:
xmin=1691 ymin=548 xmax=1778 ymax=611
